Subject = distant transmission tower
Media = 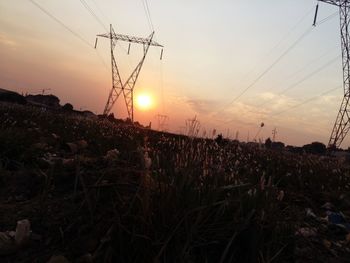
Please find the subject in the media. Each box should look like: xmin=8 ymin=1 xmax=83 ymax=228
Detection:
xmin=156 ymin=114 xmax=168 ymax=131
xmin=314 ymin=1 xmax=350 ymax=148
xmin=96 ymin=25 xmax=163 ymax=121
xmin=272 ymin=127 xmax=277 ymax=142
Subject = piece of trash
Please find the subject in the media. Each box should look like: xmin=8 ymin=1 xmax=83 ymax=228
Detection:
xmin=306 ymin=208 xmax=317 ymax=218
xmin=47 ymin=255 xmax=71 ymax=263
xmin=327 ymin=211 xmax=350 ymax=232
xmin=295 ymin=227 xmax=317 ymax=238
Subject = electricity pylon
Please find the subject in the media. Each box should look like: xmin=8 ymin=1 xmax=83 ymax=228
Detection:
xmin=156 ymin=114 xmax=168 ymax=131
xmin=315 ymin=1 xmax=350 ymax=148
xmin=96 ymin=25 xmax=163 ymax=121
xmin=272 ymin=127 xmax=277 ymax=142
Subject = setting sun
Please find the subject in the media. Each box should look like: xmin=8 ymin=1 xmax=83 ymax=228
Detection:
xmin=136 ymin=94 xmax=152 ymax=110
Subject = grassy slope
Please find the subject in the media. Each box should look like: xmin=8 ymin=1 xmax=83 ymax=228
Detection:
xmin=0 ymin=102 xmax=350 ymax=262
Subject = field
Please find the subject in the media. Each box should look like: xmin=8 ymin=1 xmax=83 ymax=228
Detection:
xmin=1 ymin=102 xmax=350 ymax=262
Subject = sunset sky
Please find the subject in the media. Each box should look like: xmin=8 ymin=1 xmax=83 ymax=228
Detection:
xmin=0 ymin=0 xmax=347 ymax=146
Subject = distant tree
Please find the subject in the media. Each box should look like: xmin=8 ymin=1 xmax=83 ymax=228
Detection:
xmin=265 ymin=137 xmax=272 ymax=149
xmin=286 ymin=145 xmax=303 ymax=154
xmin=272 ymin=141 xmax=285 ymax=150
xmin=62 ymin=103 xmax=73 ymax=111
xmin=303 ymin=141 xmax=326 ymax=155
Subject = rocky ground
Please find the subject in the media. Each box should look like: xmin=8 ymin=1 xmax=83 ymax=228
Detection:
xmin=0 ymin=102 xmax=350 ymax=262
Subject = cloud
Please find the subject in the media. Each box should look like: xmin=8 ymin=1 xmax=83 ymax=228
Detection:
xmin=258 ymin=92 xmax=297 ymax=111
xmin=0 ymin=33 xmax=18 ymax=49
xmin=212 ymin=101 xmax=267 ymax=127
xmin=187 ymin=99 xmax=219 ymax=115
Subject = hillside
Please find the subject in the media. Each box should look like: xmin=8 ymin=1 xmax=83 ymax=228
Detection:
xmin=1 ymin=102 xmax=350 ymax=262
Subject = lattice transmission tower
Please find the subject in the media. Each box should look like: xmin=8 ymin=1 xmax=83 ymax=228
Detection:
xmin=156 ymin=114 xmax=168 ymax=131
xmin=96 ymin=25 xmax=163 ymax=121
xmin=314 ymin=1 xmax=350 ymax=148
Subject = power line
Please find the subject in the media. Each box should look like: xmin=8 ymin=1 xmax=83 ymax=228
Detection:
xmin=213 ymin=7 xmax=315 ymax=115
xmin=316 ymin=11 xmax=338 ymax=26
xmin=216 ymin=27 xmax=314 ymax=113
xmin=145 ymin=0 xmax=154 ymax=30
xmin=237 ymin=6 xmax=315 ymax=83
xmin=255 ymin=55 xmax=340 ymax=109
xmin=215 ymin=7 xmax=338 ymax=116
xmin=79 ymin=0 xmax=108 ymax=32
xmin=284 ymin=46 xmax=337 ymax=81
xmin=29 ymin=0 xmax=92 ymax=48
xmin=221 ymin=85 xmax=340 ymax=126
xmin=28 ymin=0 xmax=108 ymax=70
xmin=251 ymin=47 xmax=338 ymax=99
xmin=270 ymin=85 xmax=340 ymax=117
xmin=214 ymin=11 xmax=340 ymax=125
xmin=89 ymin=0 xmax=112 ymax=25
xmin=141 ymin=0 xmax=154 ymax=32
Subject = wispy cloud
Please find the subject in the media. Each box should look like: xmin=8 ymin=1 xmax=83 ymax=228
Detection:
xmin=258 ymin=92 xmax=297 ymax=111
xmin=187 ymin=99 xmax=219 ymax=115
xmin=0 ymin=33 xmax=18 ymax=49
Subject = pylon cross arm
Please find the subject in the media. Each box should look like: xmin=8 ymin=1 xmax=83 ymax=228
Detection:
xmin=319 ymin=0 xmax=346 ymax=7
xmin=97 ymin=32 xmax=163 ymax=47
